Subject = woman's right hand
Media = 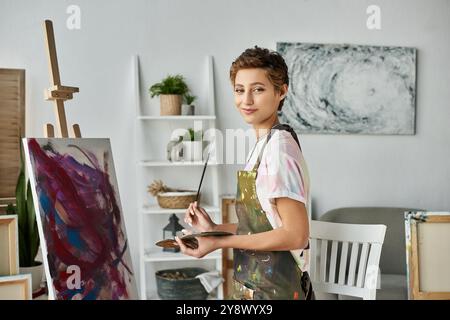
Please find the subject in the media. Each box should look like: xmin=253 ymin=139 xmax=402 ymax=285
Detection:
xmin=184 ymin=201 xmax=216 ymax=232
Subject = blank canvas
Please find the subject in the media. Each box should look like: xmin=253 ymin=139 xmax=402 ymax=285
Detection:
xmin=0 ymin=215 xmax=19 ymax=276
xmin=0 ymin=274 xmax=31 ymax=300
xmin=405 ymin=211 xmax=450 ymax=299
xmin=417 ymin=222 xmax=450 ymax=292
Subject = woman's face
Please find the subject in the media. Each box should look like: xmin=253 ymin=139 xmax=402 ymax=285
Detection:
xmin=233 ymin=68 xmax=286 ymax=126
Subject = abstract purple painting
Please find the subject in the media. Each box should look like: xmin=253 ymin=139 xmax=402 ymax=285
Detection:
xmin=23 ymin=138 xmax=138 ymax=300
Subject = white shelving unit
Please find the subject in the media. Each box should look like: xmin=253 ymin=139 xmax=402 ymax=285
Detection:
xmin=132 ymin=55 xmax=223 ymax=300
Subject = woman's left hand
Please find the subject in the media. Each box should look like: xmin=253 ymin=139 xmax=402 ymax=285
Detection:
xmin=175 ymin=235 xmax=218 ymax=258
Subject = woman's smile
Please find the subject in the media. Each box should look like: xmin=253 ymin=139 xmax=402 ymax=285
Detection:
xmin=242 ymin=108 xmax=258 ymax=115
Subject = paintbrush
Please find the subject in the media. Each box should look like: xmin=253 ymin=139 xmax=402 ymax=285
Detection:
xmin=186 ymin=148 xmax=210 ymax=228
xmin=195 ymin=149 xmax=210 ymax=204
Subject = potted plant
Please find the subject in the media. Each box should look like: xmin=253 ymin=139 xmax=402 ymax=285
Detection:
xmin=6 ymin=142 xmax=42 ymax=292
xmin=182 ymin=128 xmax=203 ymax=162
xmin=181 ymin=94 xmax=197 ymax=115
xmin=149 ymin=74 xmax=189 ymax=115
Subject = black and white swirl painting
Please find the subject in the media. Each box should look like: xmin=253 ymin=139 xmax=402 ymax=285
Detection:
xmin=276 ymin=42 xmax=416 ymax=134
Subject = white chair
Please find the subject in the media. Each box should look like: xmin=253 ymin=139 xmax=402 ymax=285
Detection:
xmin=309 ymin=220 xmax=387 ymax=300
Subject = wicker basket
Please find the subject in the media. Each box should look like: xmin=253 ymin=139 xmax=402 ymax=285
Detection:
xmin=157 ymin=191 xmax=200 ymax=209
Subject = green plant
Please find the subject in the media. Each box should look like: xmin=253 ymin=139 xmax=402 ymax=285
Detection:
xmin=184 ymin=94 xmax=196 ymax=105
xmin=149 ymin=74 xmax=189 ymax=98
xmin=185 ymin=128 xmax=203 ymax=141
xmin=8 ymin=141 xmax=40 ymax=267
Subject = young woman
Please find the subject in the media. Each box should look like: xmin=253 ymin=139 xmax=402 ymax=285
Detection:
xmin=175 ymin=46 xmax=314 ymax=300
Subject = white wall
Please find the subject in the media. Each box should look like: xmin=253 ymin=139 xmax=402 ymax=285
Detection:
xmin=1 ymin=0 xmax=449 ymax=290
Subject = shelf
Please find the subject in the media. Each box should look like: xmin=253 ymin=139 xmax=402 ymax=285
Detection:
xmin=139 ymin=160 xmax=219 ymax=167
xmin=142 ymin=204 xmax=220 ymax=215
xmin=143 ymin=250 xmax=222 ymax=262
xmin=138 ymin=115 xmax=216 ymax=120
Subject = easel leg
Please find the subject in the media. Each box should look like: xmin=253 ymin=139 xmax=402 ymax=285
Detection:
xmin=44 ymin=124 xmax=55 ymax=138
xmin=71 ymin=124 xmax=82 ymax=138
xmin=54 ymin=99 xmax=69 ymax=138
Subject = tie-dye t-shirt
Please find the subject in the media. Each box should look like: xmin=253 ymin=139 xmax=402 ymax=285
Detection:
xmin=244 ymin=129 xmax=311 ymax=272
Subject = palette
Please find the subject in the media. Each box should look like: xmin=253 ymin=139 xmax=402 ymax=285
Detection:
xmin=155 ymin=231 xmax=233 ymax=249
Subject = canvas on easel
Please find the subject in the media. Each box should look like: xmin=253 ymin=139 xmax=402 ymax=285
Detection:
xmin=405 ymin=211 xmax=450 ymax=300
xmin=23 ymin=138 xmax=138 ymax=299
xmin=20 ymin=19 xmax=137 ymax=299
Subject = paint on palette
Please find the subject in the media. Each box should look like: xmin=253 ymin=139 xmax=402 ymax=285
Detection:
xmin=24 ymin=138 xmax=138 ymax=300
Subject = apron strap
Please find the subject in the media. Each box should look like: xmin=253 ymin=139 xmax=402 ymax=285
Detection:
xmin=253 ymin=123 xmax=302 ymax=172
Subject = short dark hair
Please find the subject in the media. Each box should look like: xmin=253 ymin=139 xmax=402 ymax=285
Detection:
xmin=229 ymin=45 xmax=289 ymax=111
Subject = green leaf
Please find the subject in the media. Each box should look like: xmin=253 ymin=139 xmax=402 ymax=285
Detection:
xmin=148 ymin=74 xmax=189 ymax=97
xmin=16 ymin=147 xmax=27 ymax=266
xmin=184 ymin=94 xmax=196 ymax=105
xmin=15 ymin=139 xmax=39 ymax=267
xmin=188 ymin=128 xmax=194 ymax=141
xmin=27 ymin=181 xmax=39 ymax=263
xmin=184 ymin=128 xmax=203 ymax=141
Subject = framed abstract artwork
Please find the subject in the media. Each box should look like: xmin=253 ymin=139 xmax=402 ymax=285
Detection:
xmin=0 ymin=215 xmax=19 ymax=276
xmin=23 ymin=138 xmax=138 ymax=300
xmin=276 ymin=42 xmax=417 ymax=134
xmin=405 ymin=211 xmax=450 ymax=299
xmin=0 ymin=274 xmax=32 ymax=300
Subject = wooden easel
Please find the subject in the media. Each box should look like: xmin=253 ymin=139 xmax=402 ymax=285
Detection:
xmin=43 ymin=20 xmax=81 ymax=138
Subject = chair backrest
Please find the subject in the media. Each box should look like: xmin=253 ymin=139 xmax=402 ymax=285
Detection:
xmin=310 ymin=220 xmax=387 ymax=300
xmin=319 ymin=207 xmax=423 ymax=275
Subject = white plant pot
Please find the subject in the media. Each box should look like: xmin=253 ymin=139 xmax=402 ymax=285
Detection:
xmin=20 ymin=261 xmax=44 ymax=292
xmin=183 ymin=141 xmax=203 ymax=162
